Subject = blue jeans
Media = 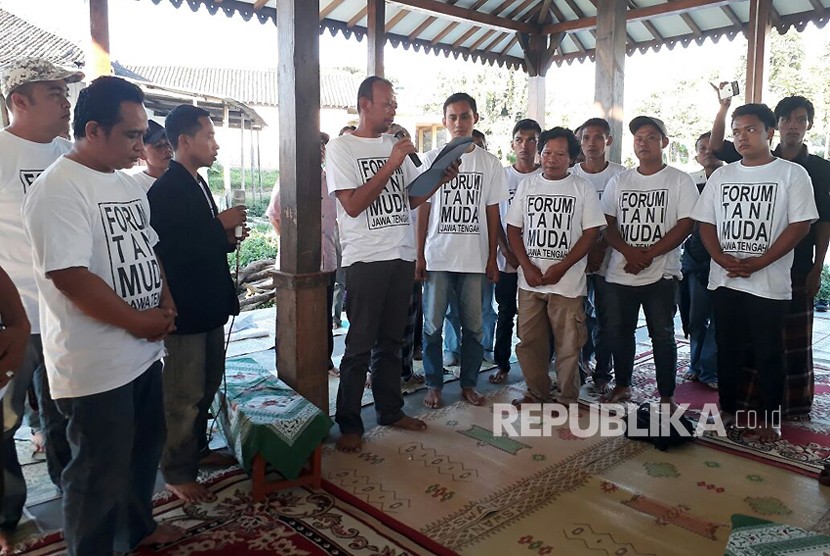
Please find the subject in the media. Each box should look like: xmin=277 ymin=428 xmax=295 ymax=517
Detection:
xmin=1 ymin=336 xmax=38 ymax=533
xmin=55 ymin=361 xmax=165 ymax=555
xmin=684 ymin=274 xmax=717 ymax=384
xmin=582 ymin=275 xmax=614 ymax=383
xmin=444 ymin=280 xmax=496 ymax=357
xmin=605 ymin=278 xmax=678 ymax=397
xmin=424 ymin=272 xmax=485 ymax=390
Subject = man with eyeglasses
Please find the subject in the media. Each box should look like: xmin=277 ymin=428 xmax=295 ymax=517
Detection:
xmin=708 ymin=93 xmax=830 ymax=420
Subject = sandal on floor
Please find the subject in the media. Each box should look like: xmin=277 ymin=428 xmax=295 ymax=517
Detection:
xmin=599 ymin=389 xmax=632 ymax=403
xmin=682 ymin=371 xmax=699 ymax=381
xmin=703 ymin=381 xmax=718 ymax=390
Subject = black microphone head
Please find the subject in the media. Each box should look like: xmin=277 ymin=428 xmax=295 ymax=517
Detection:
xmin=393 ymin=130 xmax=422 ymax=167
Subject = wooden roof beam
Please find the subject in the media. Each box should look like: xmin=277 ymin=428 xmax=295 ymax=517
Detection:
xmin=389 ymin=0 xmax=538 ymax=33
xmin=482 ymin=31 xmax=510 ymax=52
xmin=468 ymin=28 xmax=497 ymax=50
xmin=385 ymin=7 xmax=409 ymax=32
xmin=543 ymin=0 xmax=734 ymax=34
xmin=431 ymin=21 xmax=460 ymax=43
xmin=537 ymin=0 xmax=553 ymax=24
xmin=408 ymin=15 xmax=437 ymax=40
xmin=347 ymin=6 xmax=367 ymax=27
xmin=720 ymin=4 xmax=742 ymax=26
xmin=320 ymin=0 xmax=346 ymax=20
xmin=808 ymin=0 xmax=826 ymax=13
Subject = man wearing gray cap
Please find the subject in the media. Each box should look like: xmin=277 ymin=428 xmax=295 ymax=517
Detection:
xmin=133 ymin=120 xmax=172 ymax=192
xmin=0 ymin=57 xmax=81 ymax=552
xmin=599 ymin=116 xmax=699 ymax=408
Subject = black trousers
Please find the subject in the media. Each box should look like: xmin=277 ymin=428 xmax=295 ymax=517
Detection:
xmin=711 ymin=287 xmax=786 ymax=419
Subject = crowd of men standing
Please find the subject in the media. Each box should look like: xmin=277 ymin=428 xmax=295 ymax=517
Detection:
xmin=0 ymin=56 xmax=828 ymax=556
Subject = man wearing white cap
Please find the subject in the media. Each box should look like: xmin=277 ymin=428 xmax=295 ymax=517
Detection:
xmin=0 ymin=57 xmax=81 ymax=551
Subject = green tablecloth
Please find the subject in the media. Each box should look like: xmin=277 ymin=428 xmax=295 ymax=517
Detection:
xmin=213 ymin=355 xmax=333 ymax=480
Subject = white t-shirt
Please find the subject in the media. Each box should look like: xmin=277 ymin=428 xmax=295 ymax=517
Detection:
xmin=570 ymin=161 xmax=626 ymax=200
xmin=506 ymin=173 xmax=606 ymax=297
xmin=601 ymin=165 xmax=700 ymax=286
xmin=22 ymin=157 xmax=165 ymax=399
xmin=571 ymin=161 xmax=626 ymax=276
xmin=130 ymin=170 xmax=157 ymax=192
xmin=691 ymin=158 xmax=818 ymax=300
xmin=498 ymin=165 xmax=541 ymax=273
xmin=422 ymin=145 xmax=509 ymax=273
xmin=0 ymin=130 xmax=72 ymax=333
xmin=326 ymin=133 xmax=419 ymax=267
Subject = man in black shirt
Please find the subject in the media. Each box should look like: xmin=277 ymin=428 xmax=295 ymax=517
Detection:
xmin=148 ymin=105 xmax=246 ymax=502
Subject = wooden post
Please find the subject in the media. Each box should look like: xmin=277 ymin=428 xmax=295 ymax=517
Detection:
xmin=593 ymin=0 xmax=626 ymax=164
xmin=745 ymin=0 xmax=771 ymax=104
xmin=527 ymin=76 xmax=546 ymax=129
xmin=367 ymin=0 xmax=385 ymax=77
xmin=275 ymin=0 xmax=328 ymax=412
xmin=87 ymin=0 xmax=111 ymax=78
xmin=518 ymin=32 xmax=562 ymax=132
xmin=222 ymin=103 xmax=232 ymax=196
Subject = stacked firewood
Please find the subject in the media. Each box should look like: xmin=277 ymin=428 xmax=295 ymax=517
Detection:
xmin=232 ymin=258 xmax=276 ymax=310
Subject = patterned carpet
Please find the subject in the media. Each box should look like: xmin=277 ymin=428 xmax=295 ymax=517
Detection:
xmin=323 ymin=386 xmax=830 ymax=555
xmin=15 ymin=467 xmax=441 ymax=555
xmin=577 ymin=339 xmax=830 ymax=473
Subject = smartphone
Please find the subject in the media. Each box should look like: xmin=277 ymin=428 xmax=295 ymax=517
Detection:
xmin=718 ymin=81 xmax=740 ymax=100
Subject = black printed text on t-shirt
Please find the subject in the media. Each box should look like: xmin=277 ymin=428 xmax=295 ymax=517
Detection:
xmin=524 ymin=194 xmax=574 ymax=260
xmin=618 ymin=189 xmax=668 ymax=247
xmin=719 ymin=182 xmax=776 ymax=255
xmin=439 ymin=172 xmax=482 ymax=234
xmin=99 ymin=200 xmax=162 ymax=310
xmin=19 ymin=169 xmax=43 ymax=194
xmin=359 ymin=157 xmax=410 ymax=230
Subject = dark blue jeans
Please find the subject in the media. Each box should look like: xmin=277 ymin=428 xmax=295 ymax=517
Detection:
xmin=605 ymin=278 xmax=678 ymax=397
xmin=494 ymin=271 xmax=518 ymax=372
xmin=582 ymin=275 xmax=614 ymax=383
xmin=683 ymin=274 xmax=718 ymax=384
xmin=55 ymin=361 xmax=165 ymax=555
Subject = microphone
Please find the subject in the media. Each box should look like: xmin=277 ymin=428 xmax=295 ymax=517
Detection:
xmin=394 ymin=130 xmax=422 ymax=168
xmin=232 ymin=189 xmax=246 ymax=239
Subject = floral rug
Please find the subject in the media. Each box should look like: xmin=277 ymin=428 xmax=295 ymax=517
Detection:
xmin=577 ymin=339 xmax=830 ymax=474
xmin=323 ymin=386 xmax=830 ymax=555
xmin=15 ymin=467 xmax=442 ymax=555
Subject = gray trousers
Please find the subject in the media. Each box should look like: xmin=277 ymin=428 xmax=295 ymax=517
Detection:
xmin=160 ymin=327 xmax=225 ymax=485
xmin=335 ymin=259 xmax=414 ymax=435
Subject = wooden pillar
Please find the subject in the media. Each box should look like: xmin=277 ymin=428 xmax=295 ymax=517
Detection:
xmin=87 ymin=0 xmax=111 ymax=78
xmin=275 ymin=0 xmax=328 ymax=412
xmin=518 ymin=32 xmax=562 ymax=131
xmin=745 ymin=0 xmax=771 ymax=104
xmin=527 ymin=76 xmax=546 ymax=129
xmin=367 ymin=0 xmax=385 ymax=77
xmin=222 ymin=103 xmax=232 ymax=196
xmin=593 ymin=0 xmax=626 ymax=164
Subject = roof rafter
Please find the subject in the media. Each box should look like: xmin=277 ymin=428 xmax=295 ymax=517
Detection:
xmin=389 ymin=0 xmax=537 ymax=33
xmin=542 ymin=0 xmax=733 ymax=34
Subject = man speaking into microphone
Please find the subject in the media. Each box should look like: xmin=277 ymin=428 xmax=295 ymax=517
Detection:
xmin=148 ymin=105 xmax=245 ymax=503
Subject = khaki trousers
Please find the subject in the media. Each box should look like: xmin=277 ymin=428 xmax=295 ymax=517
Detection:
xmin=516 ymin=289 xmax=587 ymax=403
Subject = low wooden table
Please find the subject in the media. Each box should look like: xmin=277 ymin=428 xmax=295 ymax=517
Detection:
xmin=213 ymin=355 xmax=332 ymax=502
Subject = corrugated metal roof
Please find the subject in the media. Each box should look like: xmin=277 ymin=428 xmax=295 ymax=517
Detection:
xmin=144 ymin=0 xmax=830 ymax=72
xmin=123 ymin=65 xmax=363 ymax=108
xmin=0 ymin=8 xmax=84 ymax=67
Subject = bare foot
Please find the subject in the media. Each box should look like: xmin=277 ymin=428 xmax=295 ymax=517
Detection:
xmin=659 ymin=396 xmax=679 ymax=413
xmin=165 ymin=481 xmax=217 ymax=503
xmin=599 ymin=386 xmax=631 ymax=403
xmin=461 ymin=388 xmax=485 ymax=406
xmin=511 ymin=395 xmax=536 ymax=409
xmin=365 ymin=375 xmax=372 ymax=389
xmin=199 ymin=450 xmax=237 ymax=467
xmin=139 ymin=523 xmax=186 ymax=546
xmin=389 ymin=415 xmax=427 ymax=431
xmin=748 ymin=424 xmax=781 ymax=443
xmin=336 ymin=433 xmax=362 ymax=453
xmin=719 ymin=411 xmax=736 ymax=428
xmin=0 ymin=530 xmax=12 ymax=555
xmin=592 ymin=380 xmax=610 ymax=395
xmin=328 ymin=366 xmax=341 ymax=378
xmin=423 ymin=389 xmax=443 ymax=409
xmin=488 ymin=369 xmax=509 ymax=384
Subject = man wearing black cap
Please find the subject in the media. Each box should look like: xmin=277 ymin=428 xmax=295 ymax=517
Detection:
xmin=599 ymin=116 xmax=699 ymax=407
xmin=148 ymin=104 xmax=245 ymax=503
xmin=133 ymin=120 xmax=172 ymax=192
xmin=0 ymin=56 xmax=81 ymax=551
